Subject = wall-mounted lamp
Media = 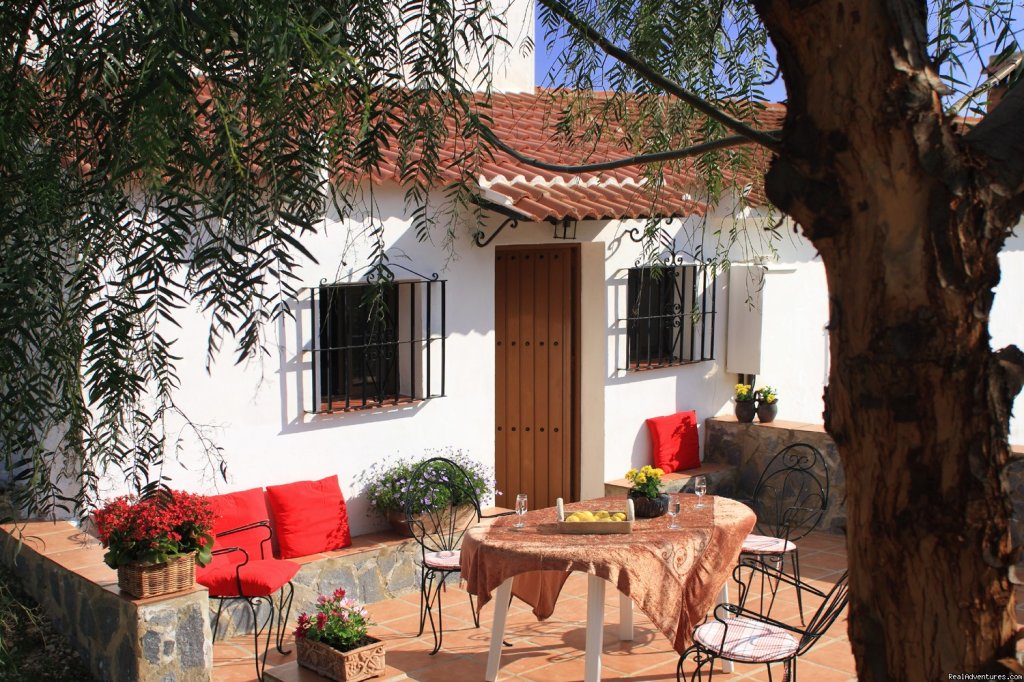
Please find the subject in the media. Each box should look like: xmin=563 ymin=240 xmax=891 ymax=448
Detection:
xmin=553 ymin=218 xmax=577 ymax=240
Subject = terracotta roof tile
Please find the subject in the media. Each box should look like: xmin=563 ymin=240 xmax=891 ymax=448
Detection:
xmin=370 ymin=90 xmax=779 ymax=222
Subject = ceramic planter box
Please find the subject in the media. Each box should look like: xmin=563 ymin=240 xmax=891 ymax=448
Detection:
xmin=296 ymin=636 xmax=386 ymax=681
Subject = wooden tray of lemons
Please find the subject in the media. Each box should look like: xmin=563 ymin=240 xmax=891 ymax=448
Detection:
xmin=554 ymin=498 xmax=634 ymax=534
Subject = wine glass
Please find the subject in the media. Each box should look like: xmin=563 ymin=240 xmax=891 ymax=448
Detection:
xmin=514 ymin=493 xmax=528 ymax=528
xmin=667 ymin=494 xmax=681 ymax=529
xmin=693 ymin=475 xmax=708 ymax=509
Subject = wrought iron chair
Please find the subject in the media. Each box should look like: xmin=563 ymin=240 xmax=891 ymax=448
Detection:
xmin=678 ymin=560 xmax=849 ymax=682
xmin=404 ymin=456 xmax=511 ymax=655
xmin=739 ymin=442 xmax=831 ymax=622
xmin=197 ymin=510 xmax=299 ymax=681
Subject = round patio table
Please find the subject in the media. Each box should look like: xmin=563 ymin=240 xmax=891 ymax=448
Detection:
xmin=461 ymin=495 xmax=755 ymax=682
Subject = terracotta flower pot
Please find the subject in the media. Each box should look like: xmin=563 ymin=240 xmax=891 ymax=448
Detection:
xmin=296 ymin=636 xmax=386 ymax=682
xmin=628 ymin=491 xmax=669 ymax=518
xmin=734 ymin=400 xmax=756 ymax=423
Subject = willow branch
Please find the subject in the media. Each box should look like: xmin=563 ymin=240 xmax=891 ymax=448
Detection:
xmin=537 ymin=0 xmax=781 ymax=152
xmin=484 ymin=130 xmax=780 ymax=173
xmin=946 ymin=53 xmax=1024 ymax=116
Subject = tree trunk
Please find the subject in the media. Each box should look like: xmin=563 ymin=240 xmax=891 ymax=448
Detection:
xmin=752 ymin=0 xmax=1023 ymax=677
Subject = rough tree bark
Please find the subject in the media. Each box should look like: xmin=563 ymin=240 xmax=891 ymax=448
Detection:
xmin=751 ymin=0 xmax=1024 ymax=678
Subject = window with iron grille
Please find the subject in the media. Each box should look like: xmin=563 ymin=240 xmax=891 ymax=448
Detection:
xmin=623 ymin=264 xmax=717 ymax=371
xmin=309 ymin=278 xmax=446 ymax=413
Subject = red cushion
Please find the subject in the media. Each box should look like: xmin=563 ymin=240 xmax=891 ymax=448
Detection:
xmin=645 ymin=411 xmax=701 ymax=473
xmin=266 ymin=475 xmax=352 ymax=559
xmin=196 ymin=559 xmax=299 ymax=597
xmin=206 ymin=487 xmax=272 ymax=565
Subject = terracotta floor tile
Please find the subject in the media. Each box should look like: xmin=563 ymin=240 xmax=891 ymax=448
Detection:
xmin=527 ymin=655 xmax=588 ymax=682
xmin=232 ymin=531 xmax=863 ymax=682
xmin=801 ymin=636 xmax=857 ymax=671
xmin=799 ymin=550 xmax=850 ymax=572
xmin=401 ymin=656 xmax=487 ymax=682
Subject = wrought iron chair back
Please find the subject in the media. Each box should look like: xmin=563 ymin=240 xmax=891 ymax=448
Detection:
xmin=796 ymin=569 xmax=850 ymax=655
xmin=402 ymin=455 xmax=489 ymax=655
xmin=749 ymin=443 xmax=830 ymax=542
xmin=404 ymin=456 xmax=483 ymax=555
xmin=679 ymin=562 xmax=849 ymax=681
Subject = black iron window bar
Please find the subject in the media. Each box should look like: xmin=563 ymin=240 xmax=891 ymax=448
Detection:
xmin=621 ymin=227 xmax=717 ymax=371
xmin=308 ymin=266 xmax=446 ymax=413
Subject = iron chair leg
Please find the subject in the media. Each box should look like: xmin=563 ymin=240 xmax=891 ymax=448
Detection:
xmin=791 ymin=549 xmax=806 ymax=624
xmin=753 ymin=553 xmax=785 ymax=617
xmin=244 ymin=596 xmax=275 ymax=682
xmin=417 ymin=566 xmax=433 ymax=637
xmin=274 ymin=583 xmax=295 ymax=654
xmin=424 ymin=570 xmax=447 ymax=655
xmin=677 ymin=644 xmax=716 ymax=682
xmin=469 ymin=591 xmax=479 ymax=628
xmin=211 ymin=599 xmax=227 ymax=640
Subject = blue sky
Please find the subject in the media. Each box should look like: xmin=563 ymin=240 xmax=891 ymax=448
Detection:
xmin=532 ymin=9 xmax=1022 ymax=106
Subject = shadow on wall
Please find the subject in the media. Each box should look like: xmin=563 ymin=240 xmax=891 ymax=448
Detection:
xmin=273 ymin=206 xmax=504 ymax=435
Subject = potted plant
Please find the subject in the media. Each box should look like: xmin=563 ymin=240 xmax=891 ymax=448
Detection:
xmin=624 ymin=465 xmax=669 ymax=518
xmin=358 ymin=448 xmax=498 ymax=536
xmin=755 ymin=385 xmax=779 ymax=423
xmin=93 ymin=489 xmax=214 ymax=598
xmin=734 ymin=383 xmax=756 ymax=423
xmin=294 ymin=588 xmax=385 ymax=681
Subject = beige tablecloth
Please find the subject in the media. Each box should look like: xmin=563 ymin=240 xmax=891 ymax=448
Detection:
xmin=461 ymin=495 xmax=755 ymax=652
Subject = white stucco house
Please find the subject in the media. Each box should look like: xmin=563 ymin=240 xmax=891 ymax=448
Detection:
xmin=127 ymin=5 xmax=1024 ymax=538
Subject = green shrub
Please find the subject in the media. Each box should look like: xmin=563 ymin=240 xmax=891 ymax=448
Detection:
xmin=357 ymin=448 xmax=498 ymax=515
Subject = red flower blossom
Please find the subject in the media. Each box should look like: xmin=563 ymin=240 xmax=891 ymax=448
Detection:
xmin=93 ymin=490 xmax=214 ymax=569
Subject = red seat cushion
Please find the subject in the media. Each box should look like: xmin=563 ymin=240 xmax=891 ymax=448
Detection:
xmin=266 ymin=475 xmax=352 ymax=559
xmin=206 ymin=487 xmax=272 ymax=567
xmin=645 ymin=410 xmax=701 ymax=473
xmin=196 ymin=559 xmax=300 ymax=597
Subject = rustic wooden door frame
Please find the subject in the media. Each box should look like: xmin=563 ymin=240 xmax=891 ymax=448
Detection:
xmin=494 ymin=243 xmax=581 ymax=504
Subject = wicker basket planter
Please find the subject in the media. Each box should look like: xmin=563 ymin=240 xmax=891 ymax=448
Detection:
xmin=296 ymin=636 xmax=386 ymax=681
xmin=117 ymin=552 xmax=196 ymax=599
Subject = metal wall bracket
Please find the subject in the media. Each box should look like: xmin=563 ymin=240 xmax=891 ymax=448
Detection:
xmin=473 ymin=216 xmax=520 ymax=248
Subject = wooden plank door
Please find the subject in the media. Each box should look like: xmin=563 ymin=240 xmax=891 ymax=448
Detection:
xmin=494 ymin=244 xmax=579 ymax=510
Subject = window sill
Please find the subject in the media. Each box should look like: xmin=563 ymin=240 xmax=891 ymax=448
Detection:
xmin=622 ymin=359 xmax=711 ymax=373
xmin=311 ymin=395 xmax=429 ymax=415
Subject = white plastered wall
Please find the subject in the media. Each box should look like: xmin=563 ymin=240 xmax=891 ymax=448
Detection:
xmin=148 ymin=198 xmax=744 ymax=532
xmin=718 ymin=216 xmax=1024 ymax=446
xmin=112 ymin=189 xmax=1023 ymax=534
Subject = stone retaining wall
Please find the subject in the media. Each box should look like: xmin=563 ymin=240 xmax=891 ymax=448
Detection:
xmin=211 ymin=532 xmax=424 ymax=639
xmin=704 ymin=416 xmax=1024 ymax=578
xmin=0 ymin=521 xmax=212 ymax=682
xmin=703 ymin=417 xmax=847 ymax=535
xmin=0 ymin=522 xmax=427 ymax=680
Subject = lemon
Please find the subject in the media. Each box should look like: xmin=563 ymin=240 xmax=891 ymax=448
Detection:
xmin=565 ymin=514 xmax=582 ymax=522
xmin=612 ymin=513 xmax=626 ymax=521
xmin=595 ymin=510 xmax=610 ymax=519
